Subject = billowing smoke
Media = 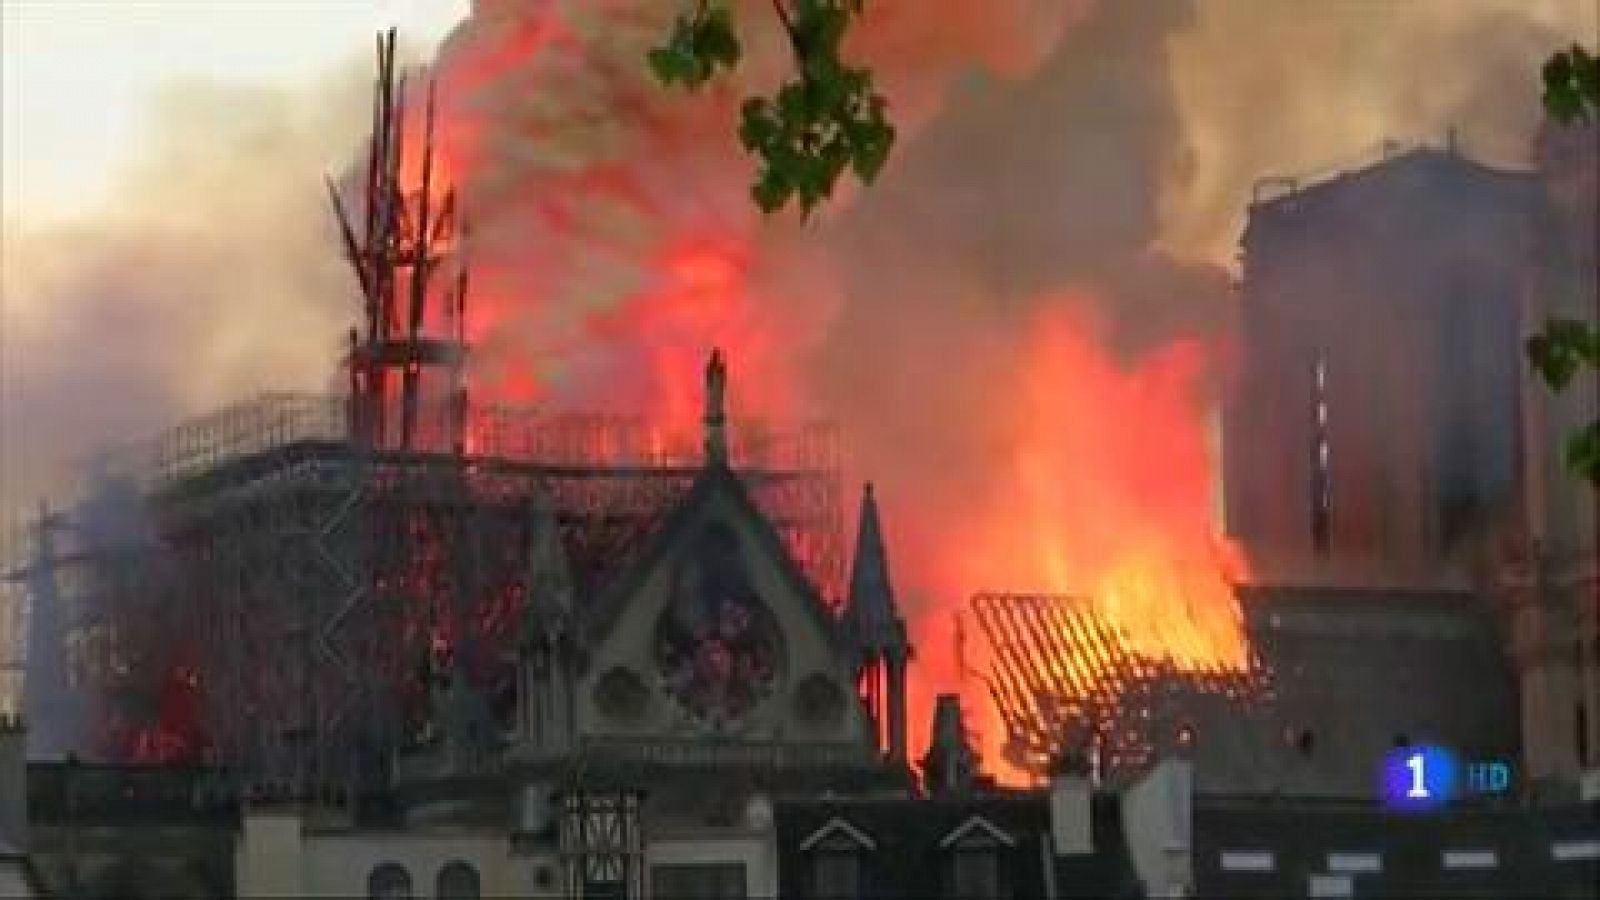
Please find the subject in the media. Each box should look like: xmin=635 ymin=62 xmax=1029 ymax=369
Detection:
xmin=3 ymin=0 xmax=1592 ymax=772
xmin=0 ymin=64 xmax=389 ymax=521
xmin=1162 ymin=0 xmax=1597 ymax=263
xmin=418 ymin=0 xmax=1592 ymax=773
xmin=0 ymin=61 xmax=388 ymax=731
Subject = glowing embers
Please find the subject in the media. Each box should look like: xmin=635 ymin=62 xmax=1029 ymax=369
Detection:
xmin=970 ymin=592 xmax=1268 ymax=781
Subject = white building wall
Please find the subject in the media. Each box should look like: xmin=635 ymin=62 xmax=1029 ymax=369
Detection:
xmin=237 ymin=811 xmax=563 ymax=899
xmin=236 ymin=810 xmax=305 ymax=898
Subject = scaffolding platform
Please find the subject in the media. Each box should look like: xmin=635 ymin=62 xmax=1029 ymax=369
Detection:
xmin=39 ymin=392 xmax=845 ymax=782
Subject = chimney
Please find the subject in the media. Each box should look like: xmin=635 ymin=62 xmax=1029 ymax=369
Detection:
xmin=921 ymin=694 xmax=977 ymax=797
xmin=1121 ymin=757 xmax=1195 ymax=898
xmin=1049 ymin=751 xmax=1093 ymax=856
xmin=0 ymin=713 xmax=26 ymax=855
xmin=237 ymin=796 xmax=307 ymax=899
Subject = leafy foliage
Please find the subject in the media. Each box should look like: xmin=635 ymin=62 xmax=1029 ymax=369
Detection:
xmin=1563 ymin=421 xmax=1600 ymax=485
xmin=1528 ymin=318 xmax=1600 ymax=482
xmin=1541 ymin=44 xmax=1600 ymax=124
xmin=1528 ymin=318 xmax=1600 ymax=392
xmin=649 ymin=0 xmax=896 ymax=217
xmin=648 ymin=3 xmax=742 ymax=88
xmin=1527 ymin=44 xmax=1600 ymax=483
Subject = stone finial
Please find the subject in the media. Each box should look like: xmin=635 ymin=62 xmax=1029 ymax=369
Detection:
xmin=704 ymin=348 xmax=728 ymax=466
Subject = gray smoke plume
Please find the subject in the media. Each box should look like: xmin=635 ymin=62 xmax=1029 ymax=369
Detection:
xmin=0 ymin=62 xmax=382 ymax=734
xmin=1 ymin=0 xmax=1592 ymax=752
xmin=0 ymin=70 xmax=380 ymax=518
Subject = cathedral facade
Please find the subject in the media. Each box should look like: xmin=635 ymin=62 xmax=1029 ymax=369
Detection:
xmin=2 ymin=351 xmax=1598 ymax=900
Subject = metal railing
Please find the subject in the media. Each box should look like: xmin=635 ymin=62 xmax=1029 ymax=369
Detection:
xmin=101 ymin=393 xmax=841 ymax=490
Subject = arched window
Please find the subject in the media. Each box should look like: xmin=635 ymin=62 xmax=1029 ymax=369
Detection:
xmin=368 ymin=862 xmax=413 ymax=900
xmin=437 ymin=860 xmax=482 ymax=900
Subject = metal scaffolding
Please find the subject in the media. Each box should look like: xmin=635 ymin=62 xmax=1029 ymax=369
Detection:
xmin=10 ymin=30 xmax=846 ymax=785
xmin=45 ymin=392 xmax=845 ymax=782
xmin=50 ymin=388 xmax=839 ymax=781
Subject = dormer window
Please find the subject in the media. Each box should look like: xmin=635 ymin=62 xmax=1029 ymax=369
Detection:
xmin=940 ymin=815 xmax=1015 ymax=900
xmin=815 ymin=849 xmax=861 ymax=900
xmin=951 ymin=849 xmax=1001 ymax=900
xmin=801 ymin=817 xmax=876 ymax=900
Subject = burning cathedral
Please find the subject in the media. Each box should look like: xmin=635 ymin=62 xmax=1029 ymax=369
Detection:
xmin=1 ymin=23 xmax=1598 ymax=900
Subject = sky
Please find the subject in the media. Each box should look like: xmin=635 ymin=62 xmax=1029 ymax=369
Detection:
xmin=2 ymin=0 xmax=469 ymax=224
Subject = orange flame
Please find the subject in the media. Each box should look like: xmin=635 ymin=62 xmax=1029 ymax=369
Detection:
xmin=394 ymin=6 xmax=1253 ymax=786
xmin=911 ymin=302 xmax=1249 ymax=784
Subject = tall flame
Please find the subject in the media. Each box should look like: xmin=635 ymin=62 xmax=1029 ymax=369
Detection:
xmin=402 ymin=2 xmax=1251 ymax=784
xmin=908 ymin=303 xmax=1249 ymax=783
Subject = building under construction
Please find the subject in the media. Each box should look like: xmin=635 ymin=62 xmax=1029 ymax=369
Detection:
xmin=3 ymin=43 xmax=1593 ymax=807
xmin=3 ymin=33 xmax=845 ymax=786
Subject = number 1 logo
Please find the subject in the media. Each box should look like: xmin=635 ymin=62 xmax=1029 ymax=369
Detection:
xmin=1383 ymin=745 xmax=1456 ymax=812
xmin=1405 ymin=752 xmax=1429 ymax=799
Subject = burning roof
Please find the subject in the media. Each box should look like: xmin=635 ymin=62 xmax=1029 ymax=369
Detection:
xmin=970 ymin=591 xmax=1268 ymax=783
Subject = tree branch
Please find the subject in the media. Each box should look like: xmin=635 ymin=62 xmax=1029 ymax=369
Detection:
xmin=771 ymin=0 xmax=795 ymax=36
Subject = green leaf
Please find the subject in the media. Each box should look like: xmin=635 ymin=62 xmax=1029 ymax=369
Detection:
xmin=1564 ymin=420 xmax=1600 ymax=484
xmin=777 ymin=82 xmax=811 ymax=123
xmin=1533 ymin=46 xmax=1600 ymax=485
xmin=852 ymin=121 xmax=893 ymax=181
xmin=1543 ymin=45 xmax=1600 ymax=123
xmin=752 ymin=169 xmax=792 ymax=213
xmin=647 ymin=45 xmax=693 ymax=85
xmin=1527 ymin=319 xmax=1599 ymax=391
xmin=648 ymin=6 xmax=742 ymax=90
xmin=652 ymin=0 xmax=898 ymax=217
xmin=694 ymin=7 xmax=742 ymax=68
xmin=738 ymin=99 xmax=780 ymax=152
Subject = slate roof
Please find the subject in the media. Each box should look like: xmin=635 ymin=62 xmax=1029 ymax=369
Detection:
xmin=1193 ymin=797 xmax=1599 ymax=899
xmin=774 ymin=790 xmax=1144 ymax=899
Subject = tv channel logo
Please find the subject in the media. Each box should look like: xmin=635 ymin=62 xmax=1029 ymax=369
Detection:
xmin=1381 ymin=745 xmax=1458 ymax=812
